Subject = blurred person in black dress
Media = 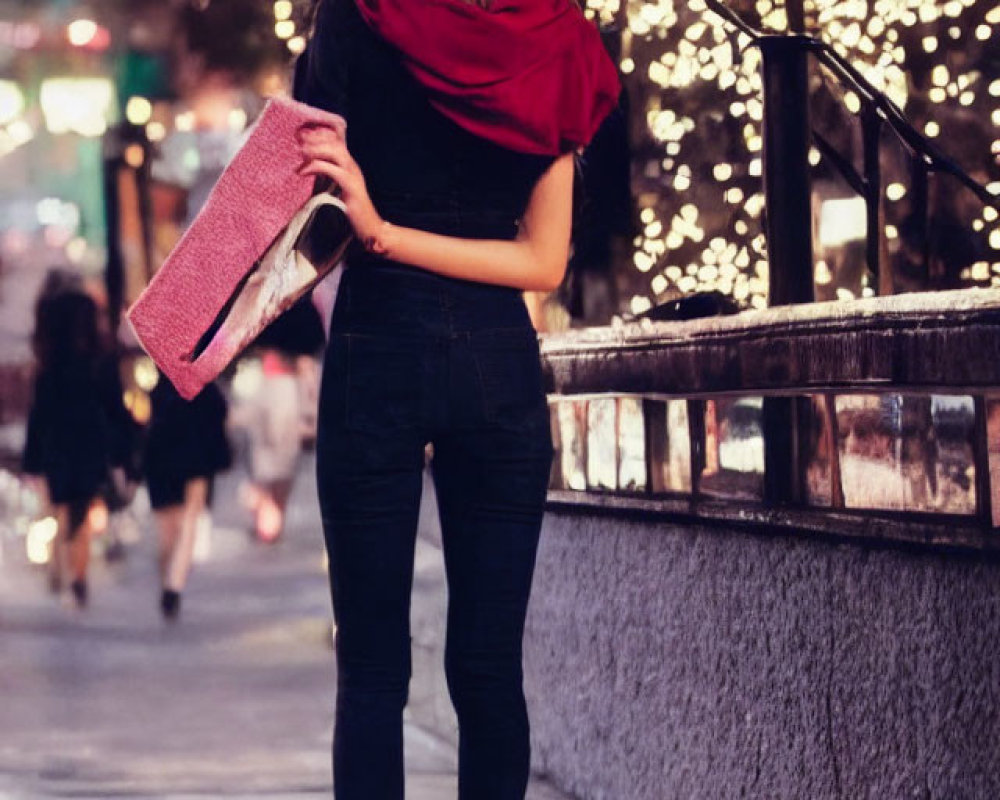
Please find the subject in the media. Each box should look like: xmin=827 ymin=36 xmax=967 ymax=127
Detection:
xmin=22 ymin=273 xmax=135 ymax=608
xmin=145 ymin=377 xmax=231 ymax=620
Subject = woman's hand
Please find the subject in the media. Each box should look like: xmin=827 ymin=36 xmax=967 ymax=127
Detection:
xmin=297 ymin=125 xmax=385 ymax=247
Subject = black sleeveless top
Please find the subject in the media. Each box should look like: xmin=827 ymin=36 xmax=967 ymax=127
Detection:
xmin=293 ymin=0 xmax=555 ymax=242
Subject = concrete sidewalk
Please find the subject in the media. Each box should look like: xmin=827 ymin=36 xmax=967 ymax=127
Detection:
xmin=0 ymin=456 xmax=573 ymax=799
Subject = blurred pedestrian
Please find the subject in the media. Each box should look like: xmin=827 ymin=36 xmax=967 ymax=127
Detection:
xmin=144 ymin=378 xmax=231 ymax=620
xmin=22 ymin=274 xmax=135 ymax=607
xmin=293 ymin=0 xmax=618 ymax=796
xmin=244 ymin=299 xmax=324 ymax=543
xmin=244 ymin=349 xmax=302 ymax=543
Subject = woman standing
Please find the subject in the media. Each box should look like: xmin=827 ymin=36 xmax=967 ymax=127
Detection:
xmin=295 ymin=0 xmax=618 ymax=796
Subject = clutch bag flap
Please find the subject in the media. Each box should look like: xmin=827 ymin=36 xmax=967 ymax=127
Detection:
xmin=180 ymin=193 xmax=352 ymax=396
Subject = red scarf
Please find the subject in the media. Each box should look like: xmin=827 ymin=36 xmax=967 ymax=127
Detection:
xmin=354 ymin=0 xmax=621 ymax=155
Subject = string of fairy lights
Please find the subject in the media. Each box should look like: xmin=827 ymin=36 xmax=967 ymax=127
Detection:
xmin=585 ymin=0 xmax=1000 ymax=315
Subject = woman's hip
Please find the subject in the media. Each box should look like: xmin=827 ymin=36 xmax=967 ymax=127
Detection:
xmin=330 ymin=258 xmax=533 ymax=339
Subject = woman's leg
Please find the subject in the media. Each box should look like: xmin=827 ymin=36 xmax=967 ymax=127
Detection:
xmin=49 ymin=503 xmax=67 ymax=593
xmin=431 ymin=424 xmax=552 ymax=800
xmin=255 ymin=478 xmax=294 ymax=542
xmin=316 ymin=334 xmax=428 ymax=800
xmin=65 ymin=500 xmax=93 ymax=607
xmin=271 ymin=477 xmax=295 ymax=518
xmin=156 ymin=506 xmax=182 ymax=584
xmin=431 ymin=327 xmax=554 ymax=800
xmin=164 ymin=477 xmax=208 ymax=592
xmin=68 ymin=519 xmax=91 ymax=585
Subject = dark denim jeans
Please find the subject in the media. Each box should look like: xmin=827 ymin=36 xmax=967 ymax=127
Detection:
xmin=316 ymin=255 xmax=554 ymax=800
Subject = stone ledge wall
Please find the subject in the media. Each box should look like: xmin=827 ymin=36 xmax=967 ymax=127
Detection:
xmin=523 ymin=511 xmax=1000 ymax=800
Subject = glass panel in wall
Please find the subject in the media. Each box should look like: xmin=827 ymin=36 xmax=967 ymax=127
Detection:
xmin=985 ymin=398 xmax=1000 ymax=528
xmin=699 ymin=396 xmax=764 ymax=501
xmin=835 ymin=394 xmax=976 ymax=514
xmin=553 ymin=398 xmax=587 ymax=492
xmin=618 ymin=396 xmax=647 ymax=492
xmin=647 ymin=398 xmax=692 ymax=494
xmin=931 ymin=396 xmax=978 ymax=515
xmin=547 ymin=401 xmax=563 ymax=490
xmin=587 ymin=396 xmax=618 ymax=491
xmin=803 ymin=394 xmax=837 ymax=508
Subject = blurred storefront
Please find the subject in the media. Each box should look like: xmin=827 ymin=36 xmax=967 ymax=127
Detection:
xmin=0 ymin=0 xmax=305 ymax=458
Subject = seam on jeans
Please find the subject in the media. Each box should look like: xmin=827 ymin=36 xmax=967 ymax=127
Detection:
xmin=469 ymin=340 xmax=493 ymax=425
xmin=344 ymin=334 xmax=352 ymax=428
xmin=337 ymin=330 xmax=426 ymax=345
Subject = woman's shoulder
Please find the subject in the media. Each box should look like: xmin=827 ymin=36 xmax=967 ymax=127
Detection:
xmin=311 ymin=0 xmax=372 ymax=62
xmin=299 ymin=0 xmax=430 ymax=138
xmin=317 ymin=0 xmax=361 ymax=25
xmin=295 ymin=0 xmax=368 ymax=113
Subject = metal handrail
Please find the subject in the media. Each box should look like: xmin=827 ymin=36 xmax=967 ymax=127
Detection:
xmin=703 ymin=0 xmax=763 ymax=40
xmin=702 ymin=0 xmax=1000 ymax=211
xmin=808 ymin=40 xmax=999 ymax=209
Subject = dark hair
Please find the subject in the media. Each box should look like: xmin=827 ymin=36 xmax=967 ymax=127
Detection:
xmin=32 ymin=277 xmax=103 ymax=374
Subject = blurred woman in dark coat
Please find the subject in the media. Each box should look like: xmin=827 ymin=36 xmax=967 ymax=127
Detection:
xmin=23 ymin=277 xmax=134 ymax=607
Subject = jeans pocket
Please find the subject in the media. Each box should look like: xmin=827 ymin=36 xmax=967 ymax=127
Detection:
xmin=343 ymin=333 xmax=423 ymax=432
xmin=469 ymin=327 xmax=549 ymax=431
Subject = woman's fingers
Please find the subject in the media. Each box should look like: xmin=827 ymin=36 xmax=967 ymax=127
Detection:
xmin=299 ymin=131 xmax=364 ymax=191
xmin=297 ymin=122 xmax=339 ymax=141
xmin=299 ymin=121 xmax=343 ymax=139
xmin=299 ymin=131 xmax=341 ymax=153
xmin=299 ymin=141 xmax=353 ymax=166
xmin=298 ymin=126 xmax=353 ymax=160
xmin=298 ymin=158 xmax=349 ymax=185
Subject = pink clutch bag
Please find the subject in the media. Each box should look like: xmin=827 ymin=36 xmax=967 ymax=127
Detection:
xmin=127 ymin=97 xmax=352 ymax=400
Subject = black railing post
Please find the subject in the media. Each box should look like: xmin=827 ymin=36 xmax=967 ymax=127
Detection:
xmin=688 ymin=399 xmax=706 ymax=502
xmin=757 ymin=35 xmax=814 ymax=507
xmin=861 ymin=106 xmax=889 ymax=295
xmin=787 ymin=0 xmax=806 ymax=33
xmin=973 ymin=397 xmax=993 ymax=527
xmin=758 ymin=34 xmax=814 ymax=307
xmin=136 ymin=135 xmax=155 ymax=285
xmin=102 ymin=126 xmax=125 ymax=337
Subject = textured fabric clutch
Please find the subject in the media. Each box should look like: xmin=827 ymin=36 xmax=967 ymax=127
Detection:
xmin=127 ymin=97 xmax=349 ymax=400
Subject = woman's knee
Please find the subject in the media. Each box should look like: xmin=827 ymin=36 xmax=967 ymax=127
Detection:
xmin=444 ymin=647 xmax=524 ymax=714
xmin=337 ymin=638 xmax=413 ymax=698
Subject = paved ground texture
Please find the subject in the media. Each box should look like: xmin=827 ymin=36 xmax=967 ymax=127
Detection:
xmin=0 ymin=457 xmax=571 ymax=800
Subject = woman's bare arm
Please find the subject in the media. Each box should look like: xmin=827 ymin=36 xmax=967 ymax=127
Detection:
xmin=298 ymin=126 xmax=574 ymax=292
xmin=370 ymin=154 xmax=573 ymax=292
